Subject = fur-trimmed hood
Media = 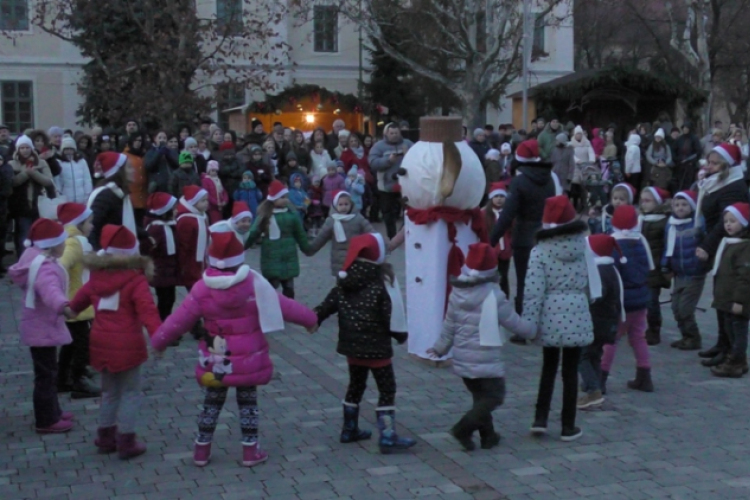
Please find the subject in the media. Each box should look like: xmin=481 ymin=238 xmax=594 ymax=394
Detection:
xmin=83 ymin=254 xmax=154 ymax=281
xmin=535 ymin=219 xmax=588 ymax=242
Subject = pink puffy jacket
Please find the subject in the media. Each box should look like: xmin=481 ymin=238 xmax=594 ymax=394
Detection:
xmin=151 ymin=267 xmax=317 ymax=387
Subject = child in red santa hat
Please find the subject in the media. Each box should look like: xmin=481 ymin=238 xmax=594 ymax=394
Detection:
xmin=145 ymin=193 xmax=180 ymax=323
xmin=483 ymin=182 xmax=512 ymax=298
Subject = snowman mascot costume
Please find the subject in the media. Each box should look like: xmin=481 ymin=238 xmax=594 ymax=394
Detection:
xmin=397 ymin=117 xmax=487 ymax=360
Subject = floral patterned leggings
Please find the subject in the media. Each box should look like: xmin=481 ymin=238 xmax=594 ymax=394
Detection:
xmin=197 ymin=386 xmax=258 ymax=444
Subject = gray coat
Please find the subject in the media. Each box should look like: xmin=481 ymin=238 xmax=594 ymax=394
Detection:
xmin=550 ymin=145 xmax=576 ymax=192
xmin=433 ymin=275 xmax=536 ymax=378
xmin=306 ymin=213 xmax=375 ymax=275
xmin=522 ymin=221 xmax=594 ymax=348
xmin=368 ymin=137 xmax=414 ymax=192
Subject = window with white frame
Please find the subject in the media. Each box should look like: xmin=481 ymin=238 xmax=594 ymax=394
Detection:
xmin=0 ymin=0 xmax=29 ymax=31
xmin=1 ymin=81 xmax=33 ymax=134
xmin=216 ymin=0 xmax=243 ymax=36
xmin=313 ymin=5 xmax=338 ymax=53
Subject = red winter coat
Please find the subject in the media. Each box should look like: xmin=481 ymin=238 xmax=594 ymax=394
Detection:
xmin=70 ymin=254 xmax=161 ymax=373
xmin=176 ymin=203 xmax=209 ymax=288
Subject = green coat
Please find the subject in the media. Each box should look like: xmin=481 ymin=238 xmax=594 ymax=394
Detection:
xmin=712 ymin=238 xmax=750 ymax=318
xmin=247 ymin=209 xmax=311 ymax=280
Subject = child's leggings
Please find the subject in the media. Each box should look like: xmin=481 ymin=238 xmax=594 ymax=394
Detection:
xmin=602 ymin=309 xmax=650 ymax=371
xmin=197 ymin=386 xmax=258 ymax=444
xmin=154 ymin=286 xmax=176 ymax=321
xmin=345 ymin=363 xmax=396 ymax=407
xmin=100 ymin=366 xmax=141 ymax=433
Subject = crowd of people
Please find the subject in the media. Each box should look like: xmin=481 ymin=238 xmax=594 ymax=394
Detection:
xmin=5 ymin=111 xmax=750 ymax=465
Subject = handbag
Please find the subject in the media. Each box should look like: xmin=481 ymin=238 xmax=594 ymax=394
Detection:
xmin=37 ymin=190 xmax=67 ymax=220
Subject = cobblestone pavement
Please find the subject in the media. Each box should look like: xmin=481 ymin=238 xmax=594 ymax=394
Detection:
xmin=1 ymin=223 xmax=749 ymax=500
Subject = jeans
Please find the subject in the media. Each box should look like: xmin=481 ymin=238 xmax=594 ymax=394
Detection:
xmin=345 ymin=363 xmax=396 ymax=407
xmin=13 ymin=216 xmax=33 ymax=258
xmin=198 ymin=386 xmax=258 ymax=444
xmin=720 ymin=311 xmax=749 ymax=359
xmin=455 ymin=378 xmax=505 ymax=437
xmin=268 ymin=278 xmax=294 ymax=299
xmin=535 ymin=347 xmax=581 ymax=429
xmin=671 ymin=275 xmax=706 ymax=341
xmin=378 ymin=191 xmax=402 ymax=239
xmin=100 ymin=366 xmax=141 ymax=433
xmin=30 ymin=347 xmax=62 ymax=428
xmin=513 ymin=246 xmax=532 ymax=314
xmin=58 ymin=321 xmax=91 ymax=383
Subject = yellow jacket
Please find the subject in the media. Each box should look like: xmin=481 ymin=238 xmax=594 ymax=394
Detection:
xmin=59 ymin=226 xmax=94 ymax=321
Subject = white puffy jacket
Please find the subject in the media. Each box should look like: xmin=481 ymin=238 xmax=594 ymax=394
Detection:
xmin=55 ymin=156 xmax=93 ymax=204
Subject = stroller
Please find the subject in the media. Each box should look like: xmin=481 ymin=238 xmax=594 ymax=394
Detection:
xmin=600 ymin=157 xmax=624 ymax=186
xmin=583 ymin=162 xmax=610 ymax=209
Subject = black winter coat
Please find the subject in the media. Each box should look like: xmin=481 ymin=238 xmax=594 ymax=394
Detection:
xmin=88 ymin=188 xmax=149 ymax=250
xmin=144 ymin=146 xmax=178 ymax=194
xmin=590 ymin=262 xmax=622 ymax=344
xmin=641 ymin=205 xmax=671 ymax=288
xmin=315 ymin=261 xmax=405 ymax=359
xmin=490 ymin=162 xmax=556 ymax=248
xmin=699 ymin=178 xmax=749 ymax=258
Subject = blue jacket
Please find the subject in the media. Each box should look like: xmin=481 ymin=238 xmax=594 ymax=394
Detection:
xmin=233 ymin=186 xmax=262 ymax=217
xmin=661 ymin=217 xmax=707 ymax=278
xmin=614 ymin=237 xmax=651 ymax=312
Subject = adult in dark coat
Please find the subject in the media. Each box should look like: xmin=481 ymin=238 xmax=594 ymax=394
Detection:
xmin=695 ymin=143 xmax=750 ymax=366
xmin=490 ymin=139 xmax=556 ymax=329
xmin=144 ymin=131 xmax=179 ymax=194
xmin=468 ymin=128 xmax=490 ymax=164
xmin=674 ymin=122 xmax=703 ymax=192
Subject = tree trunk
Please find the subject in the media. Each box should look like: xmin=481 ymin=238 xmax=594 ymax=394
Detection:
xmin=461 ymin=92 xmax=486 ymax=132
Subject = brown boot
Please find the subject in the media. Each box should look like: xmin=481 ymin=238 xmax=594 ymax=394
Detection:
xmin=627 ymin=367 xmax=654 ymax=392
xmin=711 ymin=355 xmax=746 ymax=378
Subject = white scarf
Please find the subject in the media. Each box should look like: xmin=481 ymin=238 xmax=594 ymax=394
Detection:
xmin=665 ymin=216 xmax=694 ymax=257
xmin=147 ymin=221 xmax=176 ymax=255
xmin=601 ymin=211 xmax=611 ymax=233
xmin=493 ymin=208 xmax=505 ymax=250
xmin=711 ymin=237 xmax=745 ymax=276
xmin=584 ymin=243 xmax=603 ymax=300
xmin=25 ymin=254 xmax=69 ymax=309
xmin=268 ymin=208 xmax=287 ymax=240
xmin=98 ymin=292 xmax=121 ymax=311
xmin=479 ymin=288 xmax=503 ymax=347
xmin=178 ymin=199 xmax=208 ymax=262
xmin=696 ymin=166 xmax=745 ymax=222
xmin=331 ymin=213 xmax=356 ymax=242
xmin=87 ymin=182 xmax=137 ymax=240
xmin=384 ymin=276 xmax=407 ymax=332
xmin=612 ymin=229 xmax=655 ymax=270
xmin=74 ymin=235 xmax=93 ymax=284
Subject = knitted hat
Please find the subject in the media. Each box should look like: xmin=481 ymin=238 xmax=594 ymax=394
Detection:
xmin=286 ymin=152 xmax=298 ymax=161
xmin=642 ymin=186 xmax=670 ymax=205
xmin=207 ymin=160 xmax=219 ymax=172
xmin=251 ymin=119 xmax=262 ymax=130
xmin=96 ymin=152 xmax=127 ymax=178
xmin=208 ymin=231 xmax=245 ymax=269
xmin=500 ymin=142 xmax=512 ymax=153
xmin=587 ymin=234 xmax=627 ymax=263
xmin=462 ymin=243 xmax=498 ymax=278
xmin=242 ymin=170 xmax=254 ymax=179
xmin=712 ymin=143 xmax=741 ymax=166
xmin=339 ymin=233 xmax=386 ymax=279
xmin=654 ymin=128 xmax=665 ymax=139
xmin=219 ymin=141 xmax=235 ymax=152
xmin=515 ymin=139 xmax=540 ymax=163
xmin=56 ymin=202 xmax=92 ymax=227
xmin=573 ymin=125 xmax=584 ymax=135
xmin=178 ymin=151 xmax=193 ymax=165
xmin=15 ymin=135 xmax=33 ymax=149
xmin=348 ymin=165 xmax=358 ymax=176
xmin=542 ymin=195 xmax=576 ymax=229
xmin=473 ymin=128 xmax=485 ymax=138
xmin=231 ymin=201 xmax=253 ymax=223
xmin=267 ymin=180 xmax=288 ymax=201
xmin=674 ymin=190 xmax=698 ymax=211
xmin=611 ymin=205 xmax=639 ymax=231
xmin=182 ymin=185 xmax=208 ymax=205
xmin=485 ymin=148 xmax=501 ymax=161
xmin=184 ymin=137 xmax=197 ymax=148
xmin=147 ymin=192 xmax=177 ymax=215
xmin=612 ymin=182 xmax=636 ymax=204
xmin=61 ymin=136 xmax=77 ymax=151
xmin=556 ymin=133 xmax=569 ymax=144
xmin=487 ymin=182 xmax=507 ymax=199
xmin=25 ymin=218 xmax=66 ymax=249
xmin=725 ymin=202 xmax=750 ymax=227
xmin=332 ymin=190 xmax=351 ymax=207
xmin=47 ymin=126 xmax=64 ymax=137
xmin=98 ymin=225 xmax=138 ymax=256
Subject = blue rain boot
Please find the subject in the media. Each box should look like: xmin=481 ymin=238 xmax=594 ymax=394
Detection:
xmin=340 ymin=403 xmax=372 ymax=443
xmin=376 ymin=407 xmax=416 ymax=454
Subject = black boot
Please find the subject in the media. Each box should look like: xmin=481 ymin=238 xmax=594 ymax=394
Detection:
xmin=698 ymin=345 xmax=724 ymax=358
xmin=711 ymin=355 xmax=746 ymax=378
xmin=71 ymin=378 xmax=102 ymax=399
xmin=600 ymin=371 xmax=609 ymax=395
xmin=701 ymin=352 xmax=727 ymax=367
xmin=627 ymin=367 xmax=654 ymax=392
xmin=645 ymin=320 xmax=661 ymax=346
xmin=450 ymin=417 xmax=476 ymax=451
xmin=340 ymin=403 xmax=372 ymax=443
xmin=478 ymin=415 xmax=501 ymax=449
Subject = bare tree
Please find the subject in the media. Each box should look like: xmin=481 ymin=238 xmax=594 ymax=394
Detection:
xmin=324 ymin=0 xmax=568 ymax=128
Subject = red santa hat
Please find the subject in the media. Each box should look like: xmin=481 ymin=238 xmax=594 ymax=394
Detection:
xmin=673 ymin=190 xmax=697 ymax=211
xmin=515 ymin=139 xmax=540 ymax=163
xmin=587 ymin=234 xmax=627 ymax=263
xmin=339 ymin=232 xmax=386 ymax=279
xmin=332 ymin=190 xmax=351 ymax=207
xmin=25 ymin=218 xmax=67 ymax=248
xmin=713 ymin=143 xmax=742 ymax=166
xmin=56 ymin=202 xmax=92 ymax=227
xmin=267 ymin=180 xmax=289 ymax=201
xmin=208 ymin=231 xmax=245 ymax=269
xmin=231 ymin=201 xmax=253 ymax=223
xmin=95 ymin=152 xmax=127 ymax=179
xmin=611 ymin=204 xmax=639 ymax=231
xmin=182 ymin=185 xmax=208 ymax=206
xmin=98 ymin=224 xmax=138 ymax=256
xmin=725 ymin=202 xmax=750 ymax=227
xmin=542 ymin=195 xmax=576 ymax=229
xmin=642 ymin=186 xmax=670 ymax=205
xmin=612 ymin=182 xmax=636 ymax=204
xmin=147 ymin=192 xmax=177 ymax=215
xmin=487 ymin=182 xmax=508 ymax=200
xmin=461 ymin=243 xmax=498 ymax=278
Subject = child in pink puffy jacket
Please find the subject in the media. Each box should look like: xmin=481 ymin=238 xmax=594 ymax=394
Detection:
xmin=151 ymin=231 xmax=318 ymax=468
xmin=9 ymin=218 xmax=75 ymax=434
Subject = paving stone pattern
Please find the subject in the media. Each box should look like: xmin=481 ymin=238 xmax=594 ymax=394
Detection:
xmin=1 ymin=223 xmax=748 ymax=499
